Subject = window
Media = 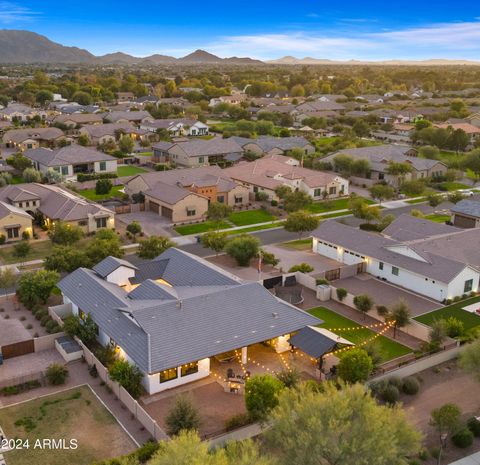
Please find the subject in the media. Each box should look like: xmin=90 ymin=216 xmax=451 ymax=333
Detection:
xmin=25 ymin=201 xmax=29 ymax=207
xmin=198 ymin=156 xmax=204 ymax=164
xmin=379 ymin=262 xmax=384 ymax=270
xmin=186 ymin=209 xmax=196 ymax=217
xmin=313 ymin=188 xmax=322 ymax=197
xmin=392 ymin=266 xmax=399 ymax=276
xmin=160 ymin=368 xmax=178 ymax=383
xmin=234 ymin=196 xmax=243 ymax=204
xmin=378 ymin=173 xmax=385 ymax=180
xmin=99 ymin=161 xmax=106 ymax=171
xmin=18 ymin=202 xmax=22 ymax=208
xmin=329 ymin=186 xmax=337 ymax=195
xmin=180 ymin=361 xmax=199 ymax=377
xmin=6 ymin=227 xmax=19 ymax=239
xmin=78 ymin=220 xmax=88 ymax=226
xmin=61 ymin=166 xmax=69 ymax=176
xmin=464 ymin=279 xmax=474 ymax=293
xmin=32 ymin=201 xmax=36 ymax=206
xmin=217 ymin=195 xmax=225 ymax=203
xmin=96 ymin=217 xmax=107 ymax=228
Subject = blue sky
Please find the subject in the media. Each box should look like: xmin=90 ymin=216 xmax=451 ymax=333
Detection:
xmin=1 ymin=0 xmax=480 ymax=60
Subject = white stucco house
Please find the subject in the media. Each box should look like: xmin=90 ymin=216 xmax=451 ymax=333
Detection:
xmin=312 ymin=215 xmax=480 ymax=302
xmin=57 ymin=249 xmax=320 ymax=394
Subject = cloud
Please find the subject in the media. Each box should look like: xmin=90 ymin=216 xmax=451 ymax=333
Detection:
xmin=0 ymin=2 xmax=39 ymax=23
xmin=202 ymin=20 xmax=480 ymax=60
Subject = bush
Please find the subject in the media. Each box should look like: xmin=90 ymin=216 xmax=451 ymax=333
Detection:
xmin=288 ymin=263 xmax=314 ymax=273
xmin=270 ymin=199 xmax=278 ymax=206
xmin=224 ymin=234 xmax=260 ymax=266
xmin=95 ymin=178 xmax=113 ymax=195
xmin=381 ymin=384 xmax=400 ymax=405
xmin=444 ymin=317 xmax=465 ymax=338
xmin=451 ymin=427 xmax=474 ymax=448
xmin=165 ymin=394 xmax=201 ymax=436
xmin=275 ymin=368 xmax=301 ymax=388
xmin=46 ymin=363 xmax=69 ymax=385
xmin=245 ymin=374 xmax=284 ymax=420
xmin=108 ymin=359 xmax=144 ymax=398
xmin=255 ymin=191 xmax=268 ymax=201
xmin=467 ymin=417 xmax=480 ymax=437
xmin=338 ymin=348 xmax=373 ymax=383
xmin=225 ymin=412 xmax=252 ymax=431
xmin=336 ymin=288 xmax=347 ymax=301
xmin=0 ymin=234 xmax=5 ymax=245
xmin=402 ymin=377 xmax=420 ymax=395
xmin=77 ymin=172 xmax=117 ymax=182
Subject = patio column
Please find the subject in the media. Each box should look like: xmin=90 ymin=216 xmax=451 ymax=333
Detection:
xmin=241 ymin=346 xmax=248 ymax=365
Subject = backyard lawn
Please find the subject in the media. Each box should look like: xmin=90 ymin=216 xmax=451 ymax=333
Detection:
xmin=308 ymin=306 xmax=412 ymax=361
xmin=414 ymin=296 xmax=480 ymax=331
xmin=228 ymin=209 xmax=276 ymax=226
xmin=0 ymin=386 xmax=136 ymax=465
xmin=281 ymin=238 xmax=313 ymax=251
xmin=117 ymin=165 xmax=148 ymax=177
xmin=78 ymin=185 xmax=124 ymax=201
xmin=174 ymin=220 xmax=231 ymax=235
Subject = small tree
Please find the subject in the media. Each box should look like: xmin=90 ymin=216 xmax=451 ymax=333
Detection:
xmin=283 ymin=191 xmax=312 ymax=212
xmin=336 ymin=288 xmax=347 ymax=301
xmin=22 ymin=167 xmax=42 ymax=183
xmin=206 ymin=202 xmax=231 ymax=224
xmin=118 ymin=135 xmax=134 ymax=154
xmin=459 ymin=338 xmax=480 ymax=382
xmin=165 ymin=394 xmax=202 ymax=436
xmin=126 ymin=221 xmax=142 ymax=240
xmin=49 ymin=221 xmax=83 ymax=245
xmin=200 ymin=230 xmax=228 ymax=256
xmin=447 ymin=192 xmax=465 ymax=204
xmin=0 ymin=267 xmax=16 ymax=298
xmin=430 ymin=403 xmax=462 ymax=454
xmin=85 ymin=229 xmax=124 ymax=264
xmin=224 ymin=234 xmax=260 ymax=266
xmin=429 ymin=319 xmax=448 ymax=350
xmin=17 ymin=269 xmax=59 ymax=307
xmin=337 ymin=348 xmax=373 ymax=383
xmin=369 ymin=184 xmax=395 ymax=204
xmin=245 ymin=374 xmax=284 ymax=421
xmin=427 ymin=192 xmax=443 ymax=207
xmin=78 ymin=133 xmax=90 ymax=146
xmin=353 ymin=294 xmax=374 ymax=319
xmin=389 ymin=300 xmax=411 ymax=338
xmin=137 ymin=236 xmax=176 ymax=259
xmin=108 ymin=359 xmax=144 ymax=398
xmin=46 ymin=363 xmax=69 ymax=385
xmin=284 ymin=211 xmax=319 ymax=238
xmin=13 ymin=240 xmax=31 ymax=260
xmin=261 ymin=250 xmax=280 ymax=267
xmin=95 ymin=178 xmax=113 ymax=195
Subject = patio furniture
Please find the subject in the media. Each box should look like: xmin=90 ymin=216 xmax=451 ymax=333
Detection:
xmin=215 ymin=351 xmax=236 ymax=363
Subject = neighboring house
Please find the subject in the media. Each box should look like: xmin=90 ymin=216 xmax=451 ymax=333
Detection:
xmin=104 ymin=111 xmax=153 ymax=124
xmin=79 ymin=123 xmax=148 ymax=145
xmin=208 ymin=94 xmax=248 ymax=107
xmin=224 ymin=154 xmax=349 ymax=200
xmin=25 ymin=145 xmax=117 ymax=179
xmin=434 ymin=123 xmax=480 ymax=142
xmin=57 ymin=248 xmax=320 ymax=394
xmin=324 ymin=145 xmax=448 ymax=185
xmin=451 ymin=200 xmax=480 ymax=228
xmin=124 ymin=166 xmax=249 ymax=222
xmin=0 ymin=103 xmax=47 ymax=122
xmin=231 ymin=136 xmax=315 ymax=157
xmin=53 ymin=113 xmax=103 ymax=127
xmin=3 ymin=127 xmax=65 ymax=150
xmin=0 ymin=201 xmax=33 ymax=242
xmin=152 ymin=138 xmax=243 ymax=167
xmin=116 ymin=92 xmax=135 ymax=103
xmin=0 ymin=183 xmax=115 ymax=232
xmin=295 ymin=101 xmax=345 ymax=114
xmin=312 ymin=215 xmax=480 ymax=301
xmin=140 ymin=118 xmax=209 ymax=137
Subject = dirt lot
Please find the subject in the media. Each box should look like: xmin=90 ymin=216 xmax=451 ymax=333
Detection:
xmin=402 ymin=362 xmax=480 ymax=464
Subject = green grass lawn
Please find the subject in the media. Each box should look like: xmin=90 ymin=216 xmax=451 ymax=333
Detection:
xmin=306 ymin=197 xmax=374 ymax=214
xmin=406 ymin=197 xmax=427 ymax=204
xmin=308 ymin=307 xmax=412 ymax=362
xmin=138 ymin=151 xmax=153 ymax=156
xmin=0 ymin=239 xmax=54 ymax=265
xmin=424 ymin=214 xmax=450 ymax=223
xmin=174 ymin=221 xmax=231 ymax=235
xmin=78 ymin=185 xmax=124 ymax=201
xmin=228 ymin=209 xmax=276 ymax=226
xmin=281 ymin=238 xmax=313 ymax=250
xmin=117 ymin=165 xmax=147 ymax=176
xmin=0 ymin=386 xmax=135 ymax=465
xmin=10 ymin=175 xmax=24 ymax=184
xmin=439 ymin=182 xmax=471 ymax=191
xmin=225 ymin=221 xmax=284 ymax=235
xmin=414 ymin=296 xmax=480 ymax=331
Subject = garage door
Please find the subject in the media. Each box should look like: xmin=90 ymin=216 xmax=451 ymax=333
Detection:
xmin=454 ymin=215 xmax=476 ymax=228
xmin=161 ymin=206 xmax=173 ymax=219
xmin=149 ymin=201 xmax=160 ymax=214
xmin=1 ymin=339 xmax=34 ymax=359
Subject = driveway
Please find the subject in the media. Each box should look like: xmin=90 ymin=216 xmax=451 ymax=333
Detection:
xmin=116 ymin=211 xmax=173 ymax=237
xmin=332 ymin=274 xmax=440 ymax=316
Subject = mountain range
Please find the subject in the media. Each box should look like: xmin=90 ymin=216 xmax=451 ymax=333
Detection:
xmin=1 ymin=30 xmax=479 ymax=66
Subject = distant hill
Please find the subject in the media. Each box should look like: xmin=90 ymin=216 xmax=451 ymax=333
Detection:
xmin=0 ymin=30 xmax=263 ymax=65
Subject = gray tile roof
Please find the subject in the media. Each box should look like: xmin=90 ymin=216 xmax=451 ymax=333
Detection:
xmin=231 ymin=135 xmax=313 ymax=153
xmin=3 ymin=127 xmax=64 ymax=143
xmin=104 ymin=110 xmax=152 ymax=123
xmin=58 ymin=248 xmax=320 ymax=373
xmin=382 ymin=214 xmax=459 ymax=241
xmin=451 ymin=200 xmax=480 ymax=219
xmin=313 ymin=220 xmax=470 ymax=283
xmin=25 ymin=145 xmax=116 ymax=167
xmin=154 ymin=138 xmax=243 ymax=158
xmin=93 ymin=256 xmax=138 ymax=278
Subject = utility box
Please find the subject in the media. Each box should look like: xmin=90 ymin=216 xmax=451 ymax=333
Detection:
xmin=316 ymin=284 xmax=331 ymax=301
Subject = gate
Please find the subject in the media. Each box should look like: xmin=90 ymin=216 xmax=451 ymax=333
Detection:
xmin=263 ymin=276 xmax=282 ymax=289
xmin=1 ymin=339 xmax=34 ymax=359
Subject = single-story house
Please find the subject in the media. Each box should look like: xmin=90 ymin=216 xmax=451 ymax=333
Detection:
xmin=57 ymin=248 xmax=320 ymax=394
xmin=324 ymin=145 xmax=448 ymax=186
xmin=434 ymin=122 xmax=480 ymax=142
xmin=25 ymin=145 xmax=117 ymax=179
xmin=3 ymin=127 xmax=66 ymax=150
xmin=124 ymin=166 xmax=249 ymax=222
xmin=152 ymin=138 xmax=243 ymax=167
xmin=0 ymin=200 xmax=33 ymax=242
xmin=451 ymin=200 xmax=480 ymax=228
xmin=0 ymin=183 xmax=115 ymax=232
xmin=231 ymin=136 xmax=315 ymax=157
xmin=53 ymin=113 xmax=104 ymax=127
xmin=116 ymin=92 xmax=135 ymax=103
xmin=312 ymin=215 xmax=480 ymax=301
xmin=104 ymin=111 xmax=153 ymax=124
xmin=79 ymin=123 xmax=149 ymax=145
xmin=295 ymin=101 xmax=346 ymax=114
xmin=223 ymin=154 xmax=349 ymax=200
xmin=0 ymin=103 xmax=47 ymax=122
xmin=140 ymin=118 xmax=209 ymax=137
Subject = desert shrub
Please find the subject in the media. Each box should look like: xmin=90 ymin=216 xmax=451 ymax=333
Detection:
xmin=381 ymin=384 xmax=400 ymax=405
xmin=46 ymin=363 xmax=69 ymax=385
xmin=225 ymin=412 xmax=252 ymax=431
xmin=451 ymin=427 xmax=474 ymax=448
xmin=402 ymin=377 xmax=420 ymax=395
xmin=467 ymin=417 xmax=480 ymax=437
xmin=336 ymin=288 xmax=347 ymax=301
xmin=165 ymin=394 xmax=201 ymax=436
